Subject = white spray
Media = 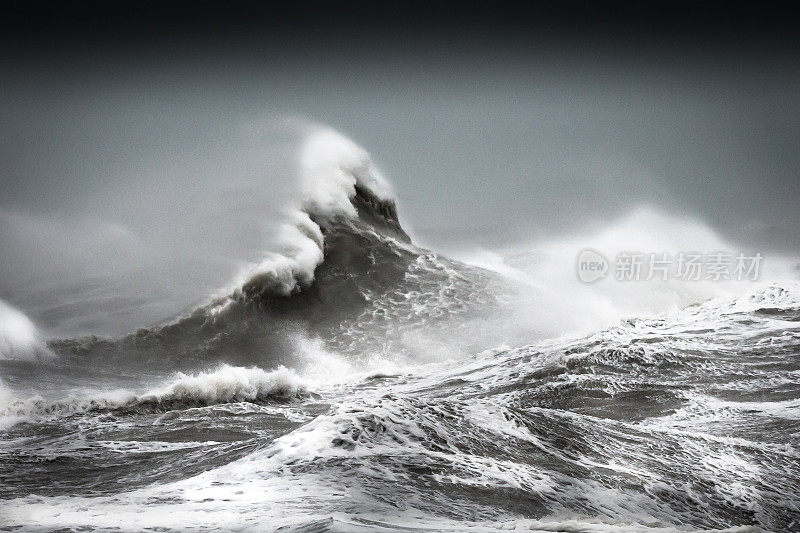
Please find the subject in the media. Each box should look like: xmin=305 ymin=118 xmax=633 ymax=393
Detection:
xmin=229 ymin=127 xmax=394 ymax=297
xmin=0 ymin=298 xmax=52 ymax=361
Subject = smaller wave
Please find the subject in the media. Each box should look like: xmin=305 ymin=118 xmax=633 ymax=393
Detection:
xmin=0 ymin=298 xmax=52 ymax=361
xmin=0 ymin=364 xmax=308 ymax=427
xmin=139 ymin=364 xmax=308 ymax=407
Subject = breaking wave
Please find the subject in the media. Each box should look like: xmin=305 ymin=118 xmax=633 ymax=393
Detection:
xmin=230 ymin=127 xmax=406 ymax=300
xmin=37 ymin=127 xmax=515 ymax=373
xmin=0 ymin=364 xmax=307 ymax=425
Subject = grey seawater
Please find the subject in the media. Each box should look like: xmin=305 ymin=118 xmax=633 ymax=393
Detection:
xmin=1 ymin=283 xmax=799 ymax=532
xmin=1 ymin=178 xmax=798 ymax=531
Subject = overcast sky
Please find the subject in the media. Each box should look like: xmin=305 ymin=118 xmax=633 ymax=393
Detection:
xmin=1 ymin=4 xmax=799 ymax=334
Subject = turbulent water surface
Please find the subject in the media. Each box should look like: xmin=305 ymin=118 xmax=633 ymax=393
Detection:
xmin=1 ymin=130 xmax=799 ymax=532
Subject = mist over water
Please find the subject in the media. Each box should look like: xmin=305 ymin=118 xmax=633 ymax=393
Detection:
xmin=449 ymin=206 xmax=800 ymax=337
xmin=0 ymin=120 xmax=340 ymax=337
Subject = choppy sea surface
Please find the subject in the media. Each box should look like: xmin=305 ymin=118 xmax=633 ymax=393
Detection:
xmin=1 ymin=130 xmax=799 ymax=532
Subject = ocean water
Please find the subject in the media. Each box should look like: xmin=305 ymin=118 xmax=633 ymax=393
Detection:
xmin=1 ymin=129 xmax=798 ymax=532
